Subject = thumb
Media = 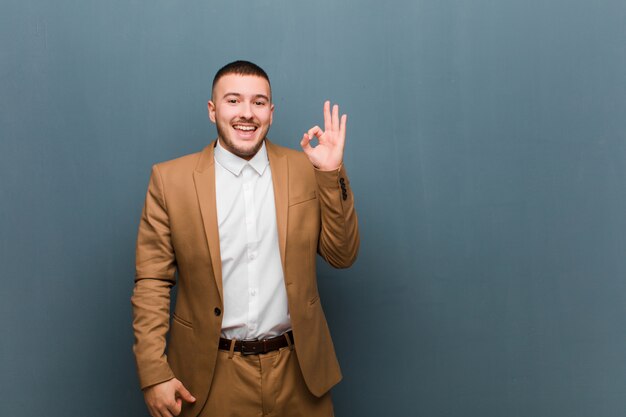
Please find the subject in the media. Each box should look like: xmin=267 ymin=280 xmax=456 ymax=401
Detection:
xmin=176 ymin=383 xmax=196 ymax=403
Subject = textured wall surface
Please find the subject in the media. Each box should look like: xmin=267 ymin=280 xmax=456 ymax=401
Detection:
xmin=1 ymin=0 xmax=625 ymax=415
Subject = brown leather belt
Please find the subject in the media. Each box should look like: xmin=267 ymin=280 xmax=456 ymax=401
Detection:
xmin=218 ymin=331 xmax=293 ymax=355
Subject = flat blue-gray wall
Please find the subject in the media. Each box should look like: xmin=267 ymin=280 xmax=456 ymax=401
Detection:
xmin=2 ymin=0 xmax=625 ymax=416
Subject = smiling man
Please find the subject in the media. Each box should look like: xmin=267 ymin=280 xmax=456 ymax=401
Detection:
xmin=209 ymin=72 xmax=273 ymax=159
xmin=132 ymin=60 xmax=359 ymax=417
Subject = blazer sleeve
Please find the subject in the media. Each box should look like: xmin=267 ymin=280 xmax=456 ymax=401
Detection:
xmin=314 ymin=164 xmax=360 ymax=268
xmin=131 ymin=164 xmax=177 ymax=389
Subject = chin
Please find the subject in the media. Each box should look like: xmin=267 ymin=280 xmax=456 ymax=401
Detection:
xmin=227 ymin=138 xmax=264 ymax=159
xmin=236 ymin=144 xmax=261 ymax=158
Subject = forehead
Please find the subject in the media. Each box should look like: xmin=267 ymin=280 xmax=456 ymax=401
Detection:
xmin=213 ymin=74 xmax=271 ymax=98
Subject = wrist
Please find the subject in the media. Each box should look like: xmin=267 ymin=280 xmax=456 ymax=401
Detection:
xmin=314 ymin=161 xmax=342 ymax=172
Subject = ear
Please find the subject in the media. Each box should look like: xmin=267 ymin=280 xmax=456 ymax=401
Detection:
xmin=207 ymin=100 xmax=216 ymax=123
xmin=269 ymin=103 xmax=274 ymax=125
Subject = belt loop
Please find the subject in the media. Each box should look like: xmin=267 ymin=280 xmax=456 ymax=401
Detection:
xmin=228 ymin=338 xmax=237 ymax=359
xmin=284 ymin=331 xmax=294 ymax=351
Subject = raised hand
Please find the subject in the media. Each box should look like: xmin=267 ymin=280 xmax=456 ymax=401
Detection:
xmin=300 ymin=100 xmax=347 ymax=171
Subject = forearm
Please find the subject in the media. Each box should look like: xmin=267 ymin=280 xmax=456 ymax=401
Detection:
xmin=315 ymin=165 xmax=360 ymax=268
xmin=132 ymin=277 xmax=176 ymax=389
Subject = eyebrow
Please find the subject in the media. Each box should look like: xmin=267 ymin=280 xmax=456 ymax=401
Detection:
xmin=223 ymin=92 xmax=270 ymax=101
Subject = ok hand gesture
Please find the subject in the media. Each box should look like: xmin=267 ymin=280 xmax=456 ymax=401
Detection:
xmin=300 ymin=101 xmax=347 ymax=171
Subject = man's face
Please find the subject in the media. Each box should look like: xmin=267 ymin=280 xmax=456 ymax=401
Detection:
xmin=208 ymin=74 xmax=274 ymax=160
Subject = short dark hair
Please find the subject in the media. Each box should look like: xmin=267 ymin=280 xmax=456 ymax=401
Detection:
xmin=212 ymin=60 xmax=271 ymax=97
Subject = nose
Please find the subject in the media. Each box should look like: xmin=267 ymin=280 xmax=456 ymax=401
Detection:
xmin=240 ymin=102 xmax=253 ymax=119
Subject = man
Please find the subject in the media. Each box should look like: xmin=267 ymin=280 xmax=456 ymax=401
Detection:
xmin=132 ymin=60 xmax=359 ymax=417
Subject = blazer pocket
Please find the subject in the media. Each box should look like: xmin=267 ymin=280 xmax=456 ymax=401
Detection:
xmin=289 ymin=191 xmax=317 ymax=207
xmin=172 ymin=313 xmax=194 ymax=329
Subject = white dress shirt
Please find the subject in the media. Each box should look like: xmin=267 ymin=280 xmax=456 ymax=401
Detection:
xmin=214 ymin=140 xmax=291 ymax=341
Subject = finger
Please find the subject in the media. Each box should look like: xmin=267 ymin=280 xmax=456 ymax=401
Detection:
xmin=176 ymin=384 xmax=196 ymax=403
xmin=323 ymin=100 xmax=331 ymax=132
xmin=147 ymin=400 xmax=167 ymax=417
xmin=332 ymin=104 xmax=339 ymax=131
xmin=308 ymin=125 xmax=323 ymax=139
xmin=147 ymin=405 xmax=162 ymax=417
xmin=172 ymin=398 xmax=182 ymax=416
xmin=157 ymin=405 xmax=174 ymax=417
xmin=340 ymin=114 xmax=347 ymax=139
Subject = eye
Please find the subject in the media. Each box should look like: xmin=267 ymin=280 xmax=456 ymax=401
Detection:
xmin=255 ymin=101 xmax=266 ymax=106
xmin=227 ymin=98 xmax=238 ymax=104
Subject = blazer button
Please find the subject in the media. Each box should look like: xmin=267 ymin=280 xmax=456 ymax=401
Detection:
xmin=214 ymin=307 xmax=221 ymax=316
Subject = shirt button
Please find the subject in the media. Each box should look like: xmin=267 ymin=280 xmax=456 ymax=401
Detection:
xmin=250 ymin=289 xmax=257 ymax=296
xmin=249 ymin=252 xmax=256 ymax=260
xmin=214 ymin=307 xmax=221 ymax=316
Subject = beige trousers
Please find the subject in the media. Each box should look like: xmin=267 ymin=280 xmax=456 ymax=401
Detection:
xmin=198 ymin=346 xmax=334 ymax=417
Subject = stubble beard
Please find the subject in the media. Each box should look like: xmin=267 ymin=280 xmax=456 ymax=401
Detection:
xmin=216 ymin=121 xmax=269 ymax=160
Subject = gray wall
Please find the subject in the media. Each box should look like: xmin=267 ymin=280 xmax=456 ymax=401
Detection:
xmin=2 ymin=0 xmax=625 ymax=416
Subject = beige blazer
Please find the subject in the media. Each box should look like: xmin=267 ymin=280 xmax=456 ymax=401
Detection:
xmin=132 ymin=139 xmax=359 ymax=415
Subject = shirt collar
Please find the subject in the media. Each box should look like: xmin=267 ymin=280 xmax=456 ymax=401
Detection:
xmin=214 ymin=139 xmax=269 ymax=177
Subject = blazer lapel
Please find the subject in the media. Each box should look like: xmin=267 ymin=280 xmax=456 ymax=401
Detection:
xmin=267 ymin=140 xmax=288 ymax=271
xmin=193 ymin=141 xmax=223 ymax=302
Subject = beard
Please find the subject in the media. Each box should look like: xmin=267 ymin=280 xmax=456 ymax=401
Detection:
xmin=215 ymin=119 xmax=270 ymax=160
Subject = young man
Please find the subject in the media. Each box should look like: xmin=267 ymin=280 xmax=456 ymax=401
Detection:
xmin=132 ymin=61 xmax=359 ymax=417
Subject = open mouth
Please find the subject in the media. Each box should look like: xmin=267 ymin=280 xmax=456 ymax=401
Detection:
xmin=232 ymin=124 xmax=258 ymax=136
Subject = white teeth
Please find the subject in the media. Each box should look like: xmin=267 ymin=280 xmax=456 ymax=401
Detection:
xmin=233 ymin=125 xmax=256 ymax=131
